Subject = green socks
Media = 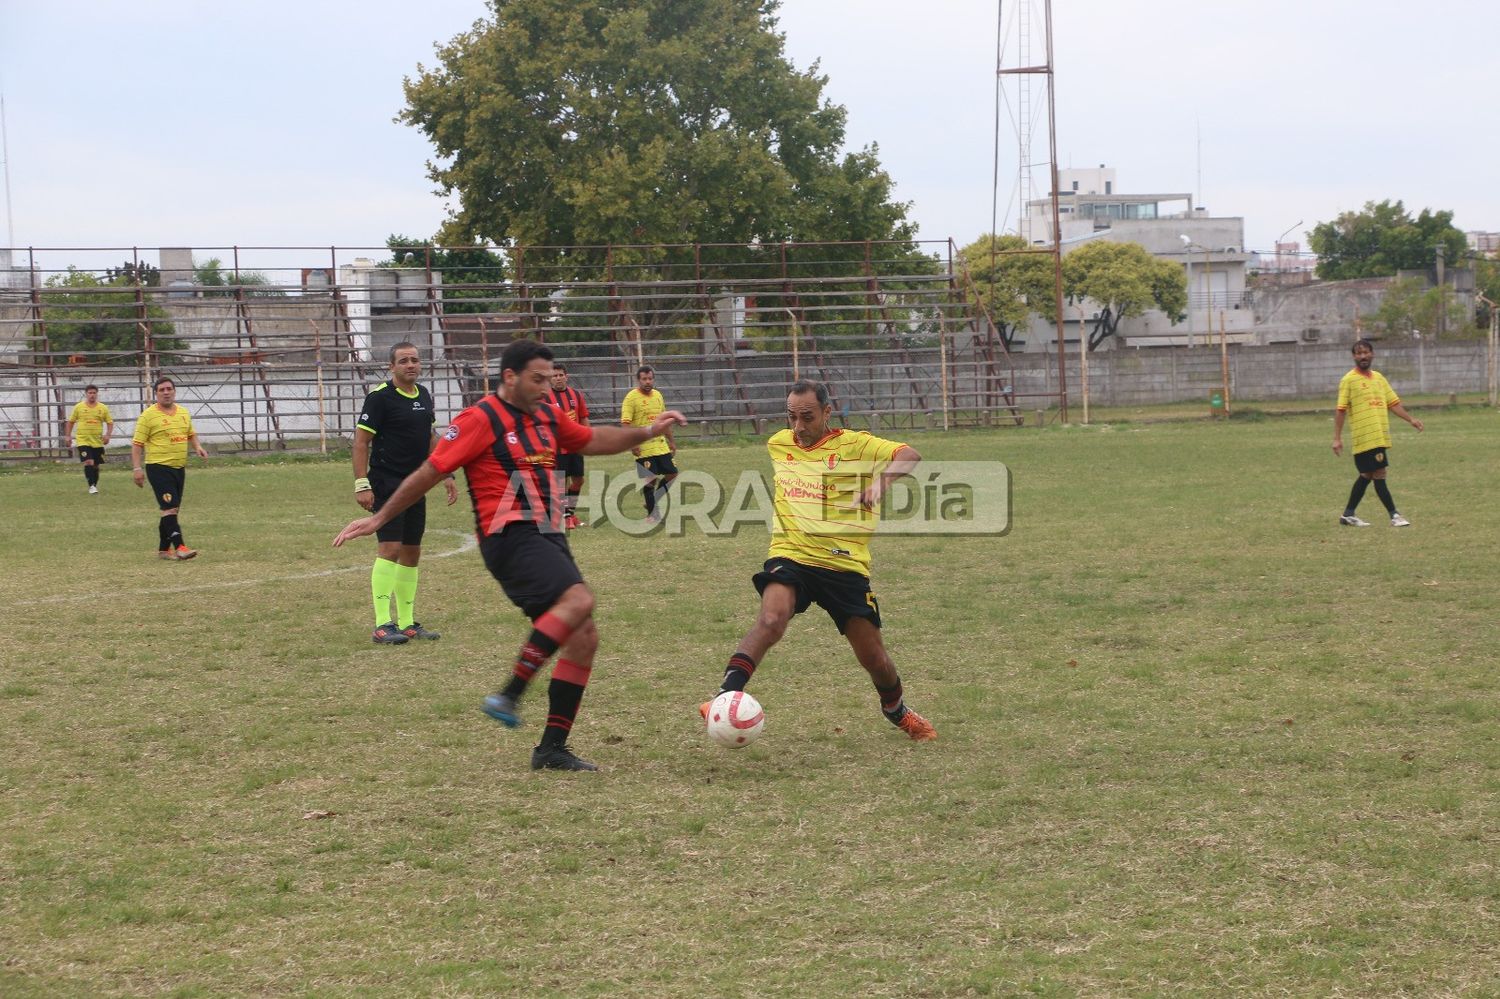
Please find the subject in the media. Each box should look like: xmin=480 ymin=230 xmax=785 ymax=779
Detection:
xmin=392 ymin=563 xmax=419 ymax=629
xmin=371 ymin=558 xmax=399 ymax=626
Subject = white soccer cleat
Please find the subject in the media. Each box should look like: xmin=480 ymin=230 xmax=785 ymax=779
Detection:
xmin=1338 ymin=515 xmax=1371 ymax=527
xmin=88 ymin=485 xmax=98 ymax=494
xmin=1390 ymin=513 xmax=1411 ymax=527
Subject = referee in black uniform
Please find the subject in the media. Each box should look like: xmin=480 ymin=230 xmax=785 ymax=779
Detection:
xmin=353 ymin=341 xmax=458 ymax=644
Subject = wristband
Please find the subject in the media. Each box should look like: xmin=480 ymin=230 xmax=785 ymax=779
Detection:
xmin=354 ymin=477 xmax=372 ymax=493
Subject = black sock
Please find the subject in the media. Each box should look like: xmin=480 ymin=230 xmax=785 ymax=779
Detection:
xmin=1344 ymin=478 xmax=1370 ymax=516
xmin=164 ymin=514 xmax=183 ymax=549
xmin=642 ymin=482 xmax=656 ymax=514
xmin=1372 ymin=480 xmax=1396 ymax=514
xmin=84 ymin=465 xmax=98 ymax=486
xmin=720 ymin=652 xmax=757 ymax=693
xmin=158 ymin=517 xmax=172 ymax=551
xmin=539 ymin=678 xmax=586 ymax=749
xmin=876 ymin=678 xmax=908 ymax=724
xmin=566 ymin=488 xmax=580 ymax=516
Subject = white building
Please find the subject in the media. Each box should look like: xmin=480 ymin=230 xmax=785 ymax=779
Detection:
xmin=1020 ymin=166 xmax=1252 ymax=348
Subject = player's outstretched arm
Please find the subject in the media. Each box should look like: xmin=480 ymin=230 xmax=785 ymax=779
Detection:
xmin=858 ymin=445 xmax=922 ymax=509
xmin=579 ymin=411 xmax=687 ymax=456
xmin=1389 ymin=402 xmax=1424 ymax=433
xmin=333 ymin=460 xmax=444 ymax=547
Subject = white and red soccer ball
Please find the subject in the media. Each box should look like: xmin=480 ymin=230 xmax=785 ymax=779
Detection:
xmin=705 ymin=690 xmax=765 ymax=748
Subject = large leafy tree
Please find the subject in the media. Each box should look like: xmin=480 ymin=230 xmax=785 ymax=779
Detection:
xmin=399 ymin=0 xmax=917 ymax=271
xmin=1063 ymin=241 xmax=1186 ymax=350
xmin=957 ymin=234 xmax=1054 ymax=346
xmin=1308 ymin=200 xmax=1468 ymax=281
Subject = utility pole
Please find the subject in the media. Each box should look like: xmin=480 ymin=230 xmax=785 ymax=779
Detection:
xmin=1435 ymin=244 xmax=1446 ymax=339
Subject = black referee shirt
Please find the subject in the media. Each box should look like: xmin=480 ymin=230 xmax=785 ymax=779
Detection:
xmin=357 ymin=381 xmax=436 ymax=477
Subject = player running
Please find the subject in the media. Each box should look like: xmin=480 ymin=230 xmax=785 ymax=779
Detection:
xmin=334 ymin=339 xmax=686 ymax=772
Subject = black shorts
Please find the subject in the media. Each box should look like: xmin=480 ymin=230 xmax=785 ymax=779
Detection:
xmin=77 ymin=446 xmax=104 ymax=465
xmin=371 ymin=469 xmax=427 ymax=545
xmin=636 ymin=453 xmax=678 ymax=479
xmin=753 ymin=556 xmax=882 ymax=635
xmin=145 ymin=464 xmax=186 ymax=511
xmin=481 ymin=521 xmax=585 ymax=620
xmin=556 ymin=452 xmax=584 ymax=478
xmin=1354 ymin=447 xmax=1389 ymax=474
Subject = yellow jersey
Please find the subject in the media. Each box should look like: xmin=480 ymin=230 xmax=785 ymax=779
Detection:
xmin=1337 ymin=368 xmax=1399 ymax=453
xmin=132 ymin=404 xmax=196 ymax=467
xmin=69 ymin=401 xmax=113 ymax=447
xmin=766 ymin=427 xmax=906 ymax=576
xmin=621 ymin=388 xmax=671 ymax=459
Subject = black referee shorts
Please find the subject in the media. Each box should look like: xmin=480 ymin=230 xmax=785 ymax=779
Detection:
xmin=753 ymin=556 xmax=882 ymax=634
xmin=481 ymin=521 xmax=585 ymax=620
xmin=371 ymin=469 xmax=427 ymax=545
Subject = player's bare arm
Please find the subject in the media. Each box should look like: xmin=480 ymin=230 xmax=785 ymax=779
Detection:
xmin=859 ymin=445 xmax=921 ymax=508
xmin=131 ymin=442 xmax=146 ymax=487
xmin=580 ymin=412 xmax=686 ymax=456
xmin=1389 ymin=402 xmax=1424 ymax=433
xmin=1331 ymin=409 xmax=1346 ymax=455
xmin=189 ymin=433 xmax=208 ymax=459
xmin=333 ymin=460 xmax=445 ymax=547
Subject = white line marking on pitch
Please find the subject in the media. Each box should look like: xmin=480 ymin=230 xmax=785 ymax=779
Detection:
xmin=14 ymin=530 xmax=479 ymax=607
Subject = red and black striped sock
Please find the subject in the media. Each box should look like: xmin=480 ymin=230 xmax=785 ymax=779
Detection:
xmin=502 ymin=611 xmax=574 ymax=699
xmin=876 ymin=678 xmax=908 ymax=724
xmin=540 ymin=659 xmax=591 ymax=749
xmin=720 ymin=651 xmax=757 ymax=693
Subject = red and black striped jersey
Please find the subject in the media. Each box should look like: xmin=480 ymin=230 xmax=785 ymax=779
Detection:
xmin=428 ymin=394 xmax=594 ymax=536
xmin=544 ymin=386 xmax=590 ymax=452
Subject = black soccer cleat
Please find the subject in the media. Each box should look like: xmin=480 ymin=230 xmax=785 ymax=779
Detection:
xmin=401 ymin=622 xmax=441 ymax=641
xmin=530 ymin=743 xmax=599 ymax=772
xmin=372 ymin=622 xmax=409 ymax=645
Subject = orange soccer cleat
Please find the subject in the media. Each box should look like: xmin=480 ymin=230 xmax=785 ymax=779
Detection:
xmin=896 ymin=709 xmax=937 ymax=742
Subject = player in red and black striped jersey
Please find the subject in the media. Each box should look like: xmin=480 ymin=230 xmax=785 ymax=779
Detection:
xmin=545 ymin=363 xmax=590 ymax=529
xmin=333 ymin=338 xmax=685 ymax=772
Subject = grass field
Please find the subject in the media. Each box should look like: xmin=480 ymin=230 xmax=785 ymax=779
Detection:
xmin=3 ymin=406 xmax=1498 ymax=996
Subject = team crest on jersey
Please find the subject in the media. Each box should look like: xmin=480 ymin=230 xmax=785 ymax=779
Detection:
xmin=826 ymin=454 xmax=839 ymax=469
xmin=443 ymin=424 xmax=460 ymax=441
xmin=506 ymin=432 xmax=519 ymax=445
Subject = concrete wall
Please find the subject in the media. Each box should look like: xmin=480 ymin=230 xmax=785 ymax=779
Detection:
xmin=1022 ymin=340 xmax=1490 ymax=407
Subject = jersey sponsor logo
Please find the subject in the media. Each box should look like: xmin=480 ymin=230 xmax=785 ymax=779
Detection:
xmin=412 ymin=401 xmax=424 ymax=410
xmin=443 ymin=424 xmax=460 ymax=441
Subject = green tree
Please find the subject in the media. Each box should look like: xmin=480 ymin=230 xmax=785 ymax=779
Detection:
xmin=38 ymin=269 xmax=184 ymax=365
xmin=1370 ymin=276 xmax=1475 ymax=340
xmin=957 ymin=234 xmax=1054 ymax=346
xmin=1474 ymin=256 xmax=1500 ymax=329
xmin=193 ymin=257 xmax=283 ymax=297
xmin=399 ymin=0 xmax=918 ymax=274
xmin=382 ymin=236 xmax=508 ymax=316
xmin=1062 ymin=241 xmax=1186 ymax=350
xmin=1308 ymin=200 xmax=1468 ymax=281
xmin=102 ymin=260 xmax=160 ymax=286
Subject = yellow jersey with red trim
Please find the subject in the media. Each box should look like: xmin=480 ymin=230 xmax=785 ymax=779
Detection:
xmin=1337 ymin=367 xmax=1399 ymax=453
xmin=766 ymin=427 xmax=906 ymax=576
xmin=621 ymin=388 xmax=671 ymax=458
xmin=69 ymin=401 xmax=113 ymax=447
xmin=132 ymin=404 xmax=196 ymax=467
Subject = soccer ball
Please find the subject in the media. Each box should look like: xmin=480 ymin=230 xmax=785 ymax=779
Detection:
xmin=705 ymin=690 xmax=765 ymax=748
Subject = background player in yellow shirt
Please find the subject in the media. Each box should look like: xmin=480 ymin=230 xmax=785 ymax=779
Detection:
xmin=1332 ymin=339 xmax=1424 ymax=527
xmin=131 ymin=377 xmax=209 ymax=559
xmin=701 ymin=379 xmax=937 ymax=742
xmin=620 ymin=365 xmax=678 ymax=523
xmin=65 ymin=384 xmax=113 ymax=493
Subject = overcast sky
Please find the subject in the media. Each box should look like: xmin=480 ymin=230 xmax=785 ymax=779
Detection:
xmin=2 ymin=0 xmax=1494 ymax=274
